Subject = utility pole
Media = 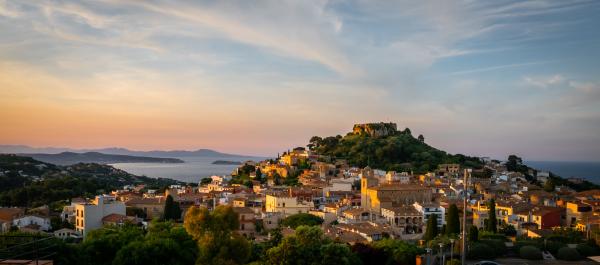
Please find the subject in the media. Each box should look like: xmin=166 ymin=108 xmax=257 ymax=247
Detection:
xmin=462 ymin=168 xmax=471 ymax=265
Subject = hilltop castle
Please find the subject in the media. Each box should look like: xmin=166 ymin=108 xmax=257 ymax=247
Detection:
xmin=352 ymin=122 xmax=397 ymax=137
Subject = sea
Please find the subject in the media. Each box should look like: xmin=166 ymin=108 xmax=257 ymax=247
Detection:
xmin=110 ymin=155 xmax=266 ymax=183
xmin=111 ymin=157 xmax=600 ymax=184
xmin=526 ymin=161 xmax=600 ymax=184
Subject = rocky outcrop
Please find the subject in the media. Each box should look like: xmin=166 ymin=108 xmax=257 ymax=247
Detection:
xmin=352 ymin=122 xmax=397 ymax=137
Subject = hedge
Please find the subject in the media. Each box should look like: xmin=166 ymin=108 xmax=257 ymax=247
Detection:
xmin=519 ymin=245 xmax=542 ymax=260
xmin=557 ymin=247 xmax=581 ymax=261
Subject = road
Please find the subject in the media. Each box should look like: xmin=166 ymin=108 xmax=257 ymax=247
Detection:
xmin=472 ymin=258 xmax=599 ymax=265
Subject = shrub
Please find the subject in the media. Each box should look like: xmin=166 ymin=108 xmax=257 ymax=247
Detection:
xmin=544 ymin=240 xmax=566 ymax=255
xmin=446 ymin=259 xmax=460 ymax=265
xmin=481 ymin=239 xmax=507 ymax=256
xmin=557 ymin=247 xmax=581 ymax=261
xmin=467 ymin=243 xmax=495 ymax=260
xmin=519 ymin=245 xmax=542 ymax=260
xmin=576 ymin=243 xmax=600 ymax=257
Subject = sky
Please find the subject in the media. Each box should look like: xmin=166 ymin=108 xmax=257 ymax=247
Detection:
xmin=0 ymin=0 xmax=599 ymax=161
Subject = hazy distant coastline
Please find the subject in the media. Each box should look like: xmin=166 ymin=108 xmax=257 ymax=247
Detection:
xmin=23 ymin=152 xmax=184 ymax=166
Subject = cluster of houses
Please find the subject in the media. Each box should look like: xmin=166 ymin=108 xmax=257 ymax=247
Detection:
xmin=1 ymin=148 xmax=599 ymax=245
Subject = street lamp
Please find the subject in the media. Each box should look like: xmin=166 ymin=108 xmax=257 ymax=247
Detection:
xmin=439 ymin=243 xmax=445 ymax=265
xmin=450 ymin=238 xmax=455 ymax=263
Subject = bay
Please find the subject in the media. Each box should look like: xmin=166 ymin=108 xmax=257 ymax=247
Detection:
xmin=111 ymin=155 xmax=266 ymax=183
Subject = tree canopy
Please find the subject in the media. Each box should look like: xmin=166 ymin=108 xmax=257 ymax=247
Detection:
xmin=184 ymin=205 xmax=251 ymax=265
xmin=445 ymin=204 xmax=460 ymax=236
xmin=281 ymin=213 xmax=324 ymax=229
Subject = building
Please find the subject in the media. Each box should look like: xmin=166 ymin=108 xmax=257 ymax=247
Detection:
xmin=124 ymin=197 xmax=165 ymax=220
xmin=53 ymin=228 xmax=80 ymax=240
xmin=381 ymin=205 xmax=423 ymax=234
xmin=566 ymin=202 xmax=592 ymax=227
xmin=74 ymin=195 xmax=126 ymax=237
xmin=413 ymin=202 xmax=445 ymax=229
xmin=12 ymin=215 xmax=51 ymax=231
xmin=265 ymin=194 xmax=314 ymax=217
xmin=361 ymin=172 xmax=432 ymax=214
xmin=232 ymin=207 xmax=256 ymax=238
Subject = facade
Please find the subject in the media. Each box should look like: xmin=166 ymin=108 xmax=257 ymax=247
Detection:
xmin=381 ymin=205 xmax=423 ymax=234
xmin=413 ymin=202 xmax=445 ymax=229
xmin=265 ymin=194 xmax=314 ymax=217
xmin=12 ymin=215 xmax=51 ymax=231
xmin=74 ymin=195 xmax=126 ymax=237
xmin=124 ymin=197 xmax=165 ymax=220
xmin=566 ymin=202 xmax=592 ymax=227
xmin=361 ymin=173 xmax=432 ymax=214
xmin=232 ymin=207 xmax=256 ymax=238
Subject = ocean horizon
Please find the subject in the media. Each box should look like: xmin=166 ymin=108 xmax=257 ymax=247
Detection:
xmin=526 ymin=160 xmax=600 ymax=184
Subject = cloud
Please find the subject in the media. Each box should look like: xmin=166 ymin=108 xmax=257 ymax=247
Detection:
xmin=524 ymin=74 xmax=565 ymax=88
xmin=127 ymin=0 xmax=361 ymax=77
xmin=0 ymin=0 xmax=19 ymax=18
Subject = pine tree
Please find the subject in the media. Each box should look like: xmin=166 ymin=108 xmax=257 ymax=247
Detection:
xmin=423 ymin=214 xmax=439 ymax=241
xmin=445 ymin=204 xmax=460 ymax=235
xmin=163 ymin=195 xmax=181 ymax=221
xmin=486 ymin=199 xmax=497 ymax=233
xmin=468 ymin=225 xmax=479 ymax=242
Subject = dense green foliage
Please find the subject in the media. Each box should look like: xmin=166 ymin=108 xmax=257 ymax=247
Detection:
xmin=163 ymin=195 xmax=182 ymax=221
xmin=308 ymin=130 xmax=483 ymax=173
xmin=468 ymin=226 xmax=479 ymax=242
xmin=281 ymin=213 xmax=324 ymax=228
xmin=184 ymin=205 xmax=251 ymax=265
xmin=445 ymin=204 xmax=460 ymax=236
xmin=0 ymin=155 xmax=183 ymax=207
xmin=576 ymin=243 xmax=600 ymax=257
xmin=519 ymin=245 xmax=542 ymax=260
xmin=371 ymin=238 xmax=423 ymax=265
xmin=423 ymin=214 xmax=439 ymax=241
xmin=467 ymin=242 xmax=495 ymax=260
xmin=486 ymin=199 xmax=497 ymax=233
xmin=265 ymin=226 xmax=361 ymax=265
xmin=556 ymin=247 xmax=581 ymax=261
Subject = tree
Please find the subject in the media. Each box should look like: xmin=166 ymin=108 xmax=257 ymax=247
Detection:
xmin=281 ymin=213 xmax=323 ymax=228
xmin=184 ymin=205 xmax=251 ymax=265
xmin=445 ymin=204 xmax=460 ymax=236
xmin=468 ymin=226 xmax=479 ymax=242
xmin=265 ymin=225 xmax=360 ymax=265
xmin=255 ymin=168 xmax=263 ymax=183
xmin=163 ymin=195 xmax=182 ymax=221
xmin=423 ymin=214 xmax=439 ymax=241
xmin=372 ymin=238 xmax=422 ymax=265
xmin=486 ymin=199 xmax=497 ymax=233
xmin=544 ymin=180 xmax=555 ymax=192
xmin=112 ymin=221 xmax=197 ymax=265
xmin=506 ymin=155 xmax=523 ymax=171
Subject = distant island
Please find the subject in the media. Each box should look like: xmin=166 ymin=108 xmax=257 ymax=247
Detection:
xmin=22 ymin=152 xmax=184 ymax=166
xmin=212 ymin=160 xmax=242 ymax=165
xmin=0 ymin=145 xmax=254 ymax=158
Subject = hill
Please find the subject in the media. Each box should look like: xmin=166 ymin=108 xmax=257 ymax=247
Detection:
xmin=308 ymin=123 xmax=483 ymax=173
xmin=0 ymin=154 xmax=184 ymax=207
xmin=23 ymin=152 xmax=184 ymax=165
xmin=0 ymin=145 xmax=250 ymax=158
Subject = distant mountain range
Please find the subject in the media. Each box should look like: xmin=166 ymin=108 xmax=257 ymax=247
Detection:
xmin=23 ymin=152 xmax=184 ymax=166
xmin=0 ymin=145 xmax=251 ymax=158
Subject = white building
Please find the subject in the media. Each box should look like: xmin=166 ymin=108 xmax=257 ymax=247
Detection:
xmin=74 ymin=195 xmax=126 ymax=237
xmin=413 ymin=202 xmax=445 ymax=229
xmin=12 ymin=215 xmax=51 ymax=231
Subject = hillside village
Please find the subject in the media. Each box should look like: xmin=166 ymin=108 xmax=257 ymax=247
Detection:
xmin=1 ymin=123 xmax=599 ymax=263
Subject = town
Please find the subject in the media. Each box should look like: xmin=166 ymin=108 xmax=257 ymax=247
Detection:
xmin=1 ymin=123 xmax=598 ymax=265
